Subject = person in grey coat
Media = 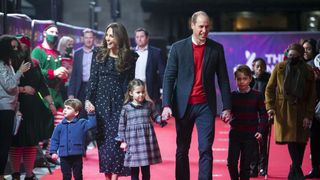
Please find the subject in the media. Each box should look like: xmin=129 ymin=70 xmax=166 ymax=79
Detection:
xmin=0 ymin=35 xmax=31 ymax=180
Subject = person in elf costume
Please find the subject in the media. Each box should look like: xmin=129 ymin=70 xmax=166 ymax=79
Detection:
xmin=31 ymin=24 xmax=69 ymax=164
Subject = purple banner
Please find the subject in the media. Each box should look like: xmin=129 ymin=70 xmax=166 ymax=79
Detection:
xmin=208 ymin=32 xmax=320 ymax=113
xmin=6 ymin=13 xmax=32 ymax=37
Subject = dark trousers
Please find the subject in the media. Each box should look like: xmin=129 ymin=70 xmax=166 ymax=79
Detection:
xmin=227 ymin=129 xmax=258 ymax=180
xmin=0 ymin=110 xmax=15 ymax=175
xmin=250 ymin=128 xmax=268 ymax=172
xmin=77 ymin=81 xmax=88 ymax=119
xmin=288 ymin=142 xmax=306 ymax=168
xmin=60 ymin=155 xmax=83 ymax=180
xmin=175 ymin=103 xmax=214 ymax=180
xmin=131 ymin=166 xmax=150 ymax=180
xmin=310 ymin=119 xmax=320 ymax=168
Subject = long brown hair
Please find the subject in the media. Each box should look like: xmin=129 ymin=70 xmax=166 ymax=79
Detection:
xmin=124 ymin=79 xmax=146 ymax=104
xmin=96 ymin=22 xmax=132 ymax=72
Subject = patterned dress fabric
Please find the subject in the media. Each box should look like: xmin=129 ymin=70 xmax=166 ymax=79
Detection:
xmin=116 ymin=101 xmax=162 ymax=167
xmin=86 ymin=56 xmax=134 ymax=175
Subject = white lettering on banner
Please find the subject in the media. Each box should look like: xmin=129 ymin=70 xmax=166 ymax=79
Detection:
xmin=265 ymin=54 xmax=284 ymax=64
xmin=245 ymin=50 xmax=284 ymax=73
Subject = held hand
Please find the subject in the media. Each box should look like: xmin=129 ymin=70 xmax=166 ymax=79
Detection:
xmin=302 ymin=118 xmax=311 ymax=129
xmin=18 ymin=61 xmax=31 ymax=73
xmin=23 ymin=86 xmax=36 ymax=95
xmin=221 ymin=109 xmax=232 ymax=123
xmin=85 ymin=100 xmax=95 ymax=112
xmin=255 ymin=132 xmax=262 ymax=141
xmin=54 ymin=67 xmax=68 ymax=79
xmin=267 ymin=109 xmax=275 ymax=119
xmin=161 ymin=107 xmax=172 ymax=120
xmin=57 ymin=71 xmax=69 ymax=80
xmin=120 ymin=142 xmax=128 ymax=151
xmin=51 ymin=153 xmax=58 ymax=161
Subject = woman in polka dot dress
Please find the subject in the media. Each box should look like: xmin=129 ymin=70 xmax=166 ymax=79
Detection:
xmin=85 ymin=23 xmax=138 ymax=180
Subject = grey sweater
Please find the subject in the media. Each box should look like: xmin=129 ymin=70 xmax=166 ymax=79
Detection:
xmin=0 ymin=61 xmax=23 ymax=110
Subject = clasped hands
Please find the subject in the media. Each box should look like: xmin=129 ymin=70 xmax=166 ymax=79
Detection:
xmin=54 ymin=67 xmax=69 ymax=80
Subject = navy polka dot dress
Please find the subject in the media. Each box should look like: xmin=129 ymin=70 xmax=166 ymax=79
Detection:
xmin=86 ymin=55 xmax=135 ymax=175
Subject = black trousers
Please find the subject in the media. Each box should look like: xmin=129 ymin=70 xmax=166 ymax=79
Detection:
xmin=131 ymin=166 xmax=150 ymax=180
xmin=175 ymin=103 xmax=215 ymax=180
xmin=310 ymin=119 xmax=320 ymax=168
xmin=250 ymin=127 xmax=269 ymax=172
xmin=288 ymin=142 xmax=306 ymax=168
xmin=227 ymin=129 xmax=258 ymax=180
xmin=60 ymin=155 xmax=83 ymax=180
xmin=0 ymin=110 xmax=15 ymax=175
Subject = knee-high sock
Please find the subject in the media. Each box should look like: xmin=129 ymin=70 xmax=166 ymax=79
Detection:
xmin=9 ymin=147 xmax=23 ymax=173
xmin=46 ymin=110 xmax=63 ymax=156
xmin=22 ymin=146 xmax=36 ymax=177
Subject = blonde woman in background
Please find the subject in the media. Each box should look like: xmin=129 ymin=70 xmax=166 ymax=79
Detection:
xmin=57 ymin=36 xmax=74 ymax=100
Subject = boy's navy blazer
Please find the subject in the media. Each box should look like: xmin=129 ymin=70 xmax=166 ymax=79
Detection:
xmin=162 ymin=36 xmax=231 ymax=119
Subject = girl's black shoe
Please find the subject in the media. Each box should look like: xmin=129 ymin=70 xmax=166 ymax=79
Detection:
xmin=11 ymin=172 xmax=21 ymax=180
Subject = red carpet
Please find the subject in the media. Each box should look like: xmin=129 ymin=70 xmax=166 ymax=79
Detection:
xmin=41 ymin=118 xmax=318 ymax=180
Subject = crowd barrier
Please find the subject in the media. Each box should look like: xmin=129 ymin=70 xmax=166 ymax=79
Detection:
xmin=0 ymin=13 xmax=104 ymax=49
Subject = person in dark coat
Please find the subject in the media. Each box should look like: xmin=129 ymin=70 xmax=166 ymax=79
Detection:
xmin=9 ymin=35 xmax=56 ymax=180
xmin=85 ymin=22 xmax=137 ymax=180
xmin=301 ymin=38 xmax=320 ymax=179
xmin=162 ymin=11 xmax=232 ymax=180
xmin=249 ymin=58 xmax=271 ymax=177
xmin=133 ymin=28 xmax=166 ymax=112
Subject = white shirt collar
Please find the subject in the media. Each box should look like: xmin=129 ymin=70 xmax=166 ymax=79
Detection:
xmin=192 ymin=36 xmax=206 ymax=45
xmin=135 ymin=45 xmax=148 ymax=52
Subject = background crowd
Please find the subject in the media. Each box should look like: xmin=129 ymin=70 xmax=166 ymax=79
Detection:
xmin=0 ymin=10 xmax=320 ymax=180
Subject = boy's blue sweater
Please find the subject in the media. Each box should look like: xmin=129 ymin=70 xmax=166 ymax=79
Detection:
xmin=50 ymin=113 xmax=96 ymax=157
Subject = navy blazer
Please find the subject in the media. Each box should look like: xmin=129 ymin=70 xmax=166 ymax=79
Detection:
xmin=68 ymin=47 xmax=96 ymax=97
xmin=50 ymin=113 xmax=96 ymax=157
xmin=143 ymin=46 xmax=166 ymax=101
xmin=162 ymin=37 xmax=231 ymax=119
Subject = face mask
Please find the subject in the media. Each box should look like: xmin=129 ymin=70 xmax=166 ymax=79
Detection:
xmin=65 ymin=47 xmax=73 ymax=56
xmin=10 ymin=50 xmax=20 ymax=60
xmin=46 ymin=34 xmax=58 ymax=45
xmin=288 ymin=57 xmax=300 ymax=65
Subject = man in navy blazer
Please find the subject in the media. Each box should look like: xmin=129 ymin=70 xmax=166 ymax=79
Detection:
xmin=134 ymin=28 xmax=166 ymax=109
xmin=162 ymin=11 xmax=232 ymax=180
xmin=68 ymin=28 xmax=96 ymax=118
